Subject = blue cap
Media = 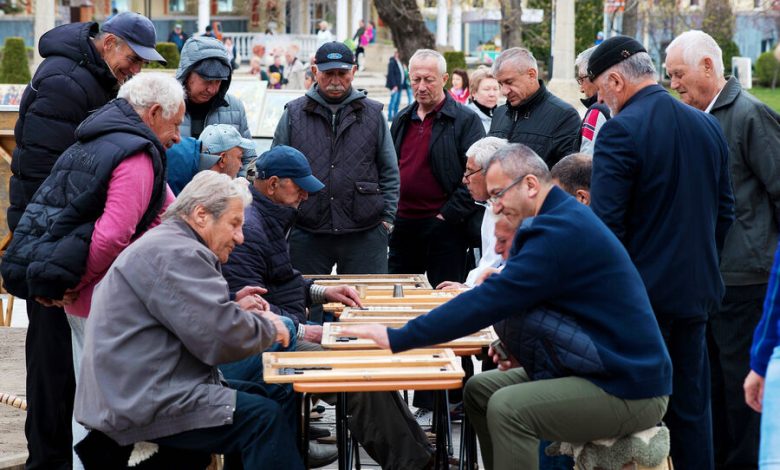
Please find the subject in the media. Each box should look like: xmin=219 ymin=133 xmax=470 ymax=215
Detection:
xmin=200 ymin=124 xmax=255 ymax=154
xmin=256 ymin=146 xmax=324 ymax=193
xmin=102 ymin=12 xmax=166 ymax=64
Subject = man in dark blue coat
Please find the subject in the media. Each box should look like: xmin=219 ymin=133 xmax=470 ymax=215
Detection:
xmin=588 ymin=36 xmax=735 ymax=470
xmin=7 ymin=13 xmax=164 ymax=469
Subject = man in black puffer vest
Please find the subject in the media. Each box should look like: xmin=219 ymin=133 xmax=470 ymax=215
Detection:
xmin=273 ymin=41 xmax=399 ymax=280
xmin=7 ymin=13 xmax=164 ymax=469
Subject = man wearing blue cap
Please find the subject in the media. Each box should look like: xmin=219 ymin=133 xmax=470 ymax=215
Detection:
xmin=589 ymin=35 xmax=735 ymax=470
xmin=7 ymin=11 xmax=163 ymax=469
xmin=221 ymin=146 xmax=434 ymax=469
xmin=167 ymin=123 xmax=256 ymax=195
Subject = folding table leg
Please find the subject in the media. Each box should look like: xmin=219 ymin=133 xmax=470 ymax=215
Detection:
xmin=433 ymin=390 xmax=449 ymax=470
xmin=336 ymin=392 xmax=349 ymax=470
xmin=301 ymin=392 xmax=311 ymax=469
xmin=446 ymin=390 xmax=454 ymax=456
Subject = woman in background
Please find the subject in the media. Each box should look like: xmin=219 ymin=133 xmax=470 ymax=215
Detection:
xmin=466 ymin=67 xmax=499 ymax=132
xmin=448 ymin=69 xmax=470 ymax=104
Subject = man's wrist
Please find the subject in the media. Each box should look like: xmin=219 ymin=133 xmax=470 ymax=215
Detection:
xmin=297 ymin=323 xmax=306 ymax=340
xmin=310 ymin=284 xmax=328 ymax=304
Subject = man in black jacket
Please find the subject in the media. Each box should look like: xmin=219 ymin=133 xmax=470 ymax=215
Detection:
xmin=7 ymin=12 xmax=164 ymax=469
xmin=488 ymin=47 xmax=580 ymax=167
xmin=390 ymin=48 xmax=485 ymax=289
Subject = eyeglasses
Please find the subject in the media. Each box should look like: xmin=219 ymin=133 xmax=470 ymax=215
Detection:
xmin=463 ymin=167 xmax=482 ymax=180
xmin=576 ymin=75 xmax=590 ymax=85
xmin=488 ymin=175 xmax=527 ymax=204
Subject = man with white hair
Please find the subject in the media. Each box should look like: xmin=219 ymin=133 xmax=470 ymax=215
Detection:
xmin=488 ymin=47 xmax=580 ymax=167
xmin=589 ymin=35 xmax=735 ymax=470
xmin=666 ymin=30 xmax=780 ymax=470
xmin=73 ymin=172 xmax=300 ymax=469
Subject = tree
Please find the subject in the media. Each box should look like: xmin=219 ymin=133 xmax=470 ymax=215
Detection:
xmin=0 ymin=37 xmax=30 ymax=84
xmin=500 ymin=0 xmax=523 ymax=49
xmin=702 ymin=0 xmax=735 ymax=44
xmin=374 ymin=0 xmax=435 ymax=63
xmin=575 ymin=0 xmax=604 ymax=53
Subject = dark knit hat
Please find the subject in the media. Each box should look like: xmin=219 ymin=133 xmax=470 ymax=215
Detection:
xmin=587 ymin=35 xmax=647 ymax=80
xmin=193 ymin=58 xmax=231 ymax=81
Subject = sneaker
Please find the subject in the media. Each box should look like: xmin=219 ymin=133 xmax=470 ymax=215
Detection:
xmin=308 ymin=442 xmax=338 ymax=468
xmin=413 ymin=408 xmax=432 ymax=427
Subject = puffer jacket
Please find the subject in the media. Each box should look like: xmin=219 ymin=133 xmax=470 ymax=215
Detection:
xmin=489 ymin=80 xmax=580 ymax=167
xmin=221 ymin=187 xmax=312 ymax=328
xmin=176 ymin=36 xmax=255 ymax=174
xmin=8 ymin=21 xmax=117 ymax=231
xmin=1 ymin=99 xmax=168 ymax=300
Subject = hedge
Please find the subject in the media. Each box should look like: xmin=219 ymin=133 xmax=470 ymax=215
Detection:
xmin=0 ymin=37 xmax=30 ymax=84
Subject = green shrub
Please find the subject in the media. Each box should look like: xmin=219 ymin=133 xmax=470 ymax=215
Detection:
xmin=443 ymin=51 xmax=466 ymax=89
xmin=144 ymin=42 xmax=180 ymax=70
xmin=719 ymin=40 xmax=740 ymax=76
xmin=755 ymin=51 xmax=780 ymax=87
xmin=0 ymin=37 xmax=30 ymax=84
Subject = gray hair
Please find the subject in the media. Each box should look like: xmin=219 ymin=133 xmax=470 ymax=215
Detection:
xmin=603 ymin=51 xmax=656 ymax=83
xmin=575 ymin=46 xmax=598 ymax=76
xmin=118 ymin=73 xmax=186 ymax=120
xmin=492 ymin=47 xmax=538 ymax=76
xmin=164 ymin=171 xmax=252 ymax=221
xmin=466 ymin=137 xmax=508 ymax=170
xmin=550 ymin=153 xmax=592 ymax=194
xmin=666 ymin=30 xmax=724 ymax=78
xmin=486 ymin=143 xmax=551 ymax=183
xmin=409 ymin=49 xmax=447 ymax=75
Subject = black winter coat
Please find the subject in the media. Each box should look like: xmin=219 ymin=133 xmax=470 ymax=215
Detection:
xmin=8 ymin=22 xmax=117 ymax=231
xmin=1 ymin=99 xmax=169 ymax=300
xmin=489 ymin=80 xmax=580 ymax=168
xmin=391 ymin=94 xmax=486 ymax=224
xmin=222 ymin=188 xmax=312 ymax=328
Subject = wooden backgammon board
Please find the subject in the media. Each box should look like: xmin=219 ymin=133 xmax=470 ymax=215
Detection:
xmin=321 ymin=322 xmax=497 ymax=350
xmin=337 ymin=306 xmax=433 ymax=321
xmin=304 ymin=273 xmax=432 ymax=288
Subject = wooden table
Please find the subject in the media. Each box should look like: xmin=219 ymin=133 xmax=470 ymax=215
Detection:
xmin=263 ymin=349 xmax=464 ymax=470
xmin=305 ymin=273 xmax=432 ymax=289
xmin=321 ymin=322 xmax=496 ymax=350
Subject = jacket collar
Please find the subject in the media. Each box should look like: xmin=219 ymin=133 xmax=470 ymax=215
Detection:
xmin=621 ymin=83 xmax=666 ymax=112
xmin=168 ymin=217 xmax=217 ymax=262
xmin=580 ymin=94 xmax=598 ymax=108
xmin=711 ymin=76 xmax=741 ymax=112
xmin=403 ymin=92 xmax=460 ymax=122
xmin=250 ymin=186 xmax=298 ymax=232
xmin=508 ymin=80 xmax=548 ymax=115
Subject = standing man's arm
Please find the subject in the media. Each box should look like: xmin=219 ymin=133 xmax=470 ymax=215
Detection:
xmin=271 ymin=108 xmax=291 ymax=147
xmin=439 ymin=113 xmax=486 ymax=222
xmin=716 ymin=136 xmax=735 ymax=254
xmin=550 ymin=108 xmax=583 ymax=166
xmin=232 ymin=96 xmax=256 ymax=177
xmin=590 ymin=120 xmax=637 ymax=241
xmin=743 ymin=105 xmax=780 ymax=229
xmin=376 ymin=116 xmax=399 ymax=225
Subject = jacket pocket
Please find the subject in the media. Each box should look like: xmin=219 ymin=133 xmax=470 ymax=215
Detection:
xmin=352 ymin=181 xmax=384 ymax=227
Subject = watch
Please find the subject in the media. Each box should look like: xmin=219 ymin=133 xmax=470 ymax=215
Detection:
xmin=382 ymin=221 xmax=394 ymax=234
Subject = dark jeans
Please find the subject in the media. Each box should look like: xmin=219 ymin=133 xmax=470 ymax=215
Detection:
xmin=289 ymin=224 xmax=388 ymax=274
xmin=657 ymin=314 xmax=714 ymax=470
xmin=153 ymin=380 xmax=303 ymax=470
xmin=389 ymin=216 xmax=469 ymax=288
xmin=709 ymin=284 xmax=765 ymax=470
xmin=25 ymin=301 xmax=75 ymax=470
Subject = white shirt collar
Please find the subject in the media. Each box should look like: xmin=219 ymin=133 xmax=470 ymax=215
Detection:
xmin=705 ymin=87 xmax=724 ymax=114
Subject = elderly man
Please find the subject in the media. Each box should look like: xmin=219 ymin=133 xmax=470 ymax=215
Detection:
xmin=666 ymin=30 xmax=780 ymax=470
xmin=273 ymin=41 xmax=399 ymax=276
xmin=71 ymin=172 xmax=299 ymax=469
xmin=390 ymin=48 xmax=484 ymax=290
xmin=589 ymin=35 xmax=735 ymax=470
xmin=167 ymin=123 xmax=256 ymax=194
xmin=437 ymin=136 xmax=507 ymax=290
xmin=342 ymin=144 xmax=672 ymax=470
xmin=169 ymin=35 xmax=255 ymax=176
xmin=283 ymin=44 xmax=306 ymax=89
xmin=6 ymin=14 xmax=163 ymax=465
xmin=574 ymin=47 xmax=611 ymax=155
xmin=488 ymin=48 xmax=580 ymax=167
xmin=221 ymin=146 xmax=433 ymax=469
xmin=550 ymin=153 xmax=592 ymax=206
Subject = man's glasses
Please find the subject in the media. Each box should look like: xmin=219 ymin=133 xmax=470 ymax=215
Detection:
xmin=488 ymin=175 xmax=527 ymax=204
xmin=463 ymin=167 xmax=482 ymax=180
xmin=576 ymin=75 xmax=589 ymax=85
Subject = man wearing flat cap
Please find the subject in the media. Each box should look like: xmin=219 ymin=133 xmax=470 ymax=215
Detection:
xmin=168 ymin=36 xmax=255 ymax=178
xmin=273 ymin=42 xmax=399 ymax=279
xmin=589 ymin=35 xmax=735 ymax=470
xmin=7 ymin=11 xmax=164 ymax=469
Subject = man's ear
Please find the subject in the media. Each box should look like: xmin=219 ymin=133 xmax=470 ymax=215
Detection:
xmin=702 ymin=56 xmax=714 ymax=75
xmin=528 ymin=67 xmax=538 ymax=80
xmin=191 ymin=205 xmax=210 ymax=227
xmin=576 ymin=189 xmax=591 ymax=206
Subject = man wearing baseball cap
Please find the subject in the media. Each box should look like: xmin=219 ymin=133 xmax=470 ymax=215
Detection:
xmin=222 ymin=146 xmax=433 ymax=469
xmin=7 ymin=11 xmax=162 ymax=468
xmin=589 ymin=35 xmax=735 ymax=470
xmin=273 ymin=41 xmax=399 ymax=282
xmin=167 ymin=123 xmax=256 ymax=195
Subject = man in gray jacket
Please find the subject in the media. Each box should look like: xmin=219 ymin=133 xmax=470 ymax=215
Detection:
xmin=168 ymin=36 xmax=255 ymax=176
xmin=666 ymin=30 xmax=780 ymax=470
xmin=273 ymin=41 xmax=399 ymax=276
xmin=74 ymin=172 xmax=301 ymax=469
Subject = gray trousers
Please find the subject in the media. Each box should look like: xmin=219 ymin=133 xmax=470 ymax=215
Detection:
xmin=289 ymin=225 xmax=389 ymax=275
xmin=463 ymin=368 xmax=669 ymax=470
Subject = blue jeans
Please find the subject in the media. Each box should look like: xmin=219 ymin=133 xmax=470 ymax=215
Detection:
xmin=760 ymin=346 xmax=780 ymax=469
xmin=388 ymin=89 xmax=401 ymax=121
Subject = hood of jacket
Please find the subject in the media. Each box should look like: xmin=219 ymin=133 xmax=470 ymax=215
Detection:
xmin=75 ymin=98 xmax=166 ymax=156
xmin=306 ymin=84 xmax=366 ymax=110
xmin=39 ymin=22 xmax=117 ymax=91
xmin=176 ymin=36 xmax=232 ymax=110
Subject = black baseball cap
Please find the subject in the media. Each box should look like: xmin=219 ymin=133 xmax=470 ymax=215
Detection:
xmin=314 ymin=42 xmax=355 ymax=71
xmin=587 ymin=35 xmax=647 ymax=81
xmin=102 ymin=12 xmax=166 ymax=64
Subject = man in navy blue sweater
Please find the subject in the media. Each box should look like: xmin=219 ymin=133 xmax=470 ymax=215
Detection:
xmin=588 ymin=36 xmax=734 ymax=470
xmin=342 ymin=143 xmax=672 ymax=470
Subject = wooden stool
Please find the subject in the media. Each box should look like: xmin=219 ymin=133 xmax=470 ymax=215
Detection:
xmin=546 ymin=425 xmax=673 ymax=470
xmin=0 ymin=232 xmax=14 ymax=327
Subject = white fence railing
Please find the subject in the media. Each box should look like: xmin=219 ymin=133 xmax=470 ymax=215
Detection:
xmin=225 ymin=33 xmax=319 ymax=64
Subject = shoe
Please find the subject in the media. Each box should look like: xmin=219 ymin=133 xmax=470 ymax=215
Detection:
xmin=310 ymin=404 xmax=326 ymax=420
xmin=309 ymin=426 xmax=330 ymax=440
xmin=413 ymin=408 xmax=432 ymax=427
xmin=449 ymin=402 xmax=464 ymax=422
xmin=308 ymin=442 xmax=338 ymax=468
